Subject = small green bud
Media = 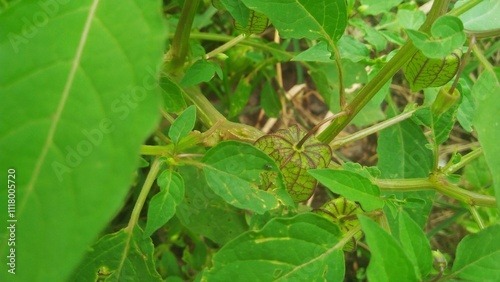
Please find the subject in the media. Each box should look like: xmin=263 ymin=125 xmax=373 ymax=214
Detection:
xmin=215 ymin=53 xmax=229 ymax=61
xmin=431 ymin=85 xmax=460 ymax=116
xmin=432 ymin=250 xmax=447 ymax=271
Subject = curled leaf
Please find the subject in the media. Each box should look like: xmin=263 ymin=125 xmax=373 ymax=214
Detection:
xmin=254 ymin=125 xmax=332 ymax=202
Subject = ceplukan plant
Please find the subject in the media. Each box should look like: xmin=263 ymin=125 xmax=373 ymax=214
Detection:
xmin=1 ymin=0 xmax=499 ymax=281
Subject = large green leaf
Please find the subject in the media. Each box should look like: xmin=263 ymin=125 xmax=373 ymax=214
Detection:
xmin=202 ymin=141 xmax=292 ymax=214
xmin=0 ymin=1 xmax=165 ymax=281
xmin=359 ymin=215 xmax=419 ymax=282
xmin=255 ymin=125 xmax=332 ymax=202
xmin=144 ymin=170 xmax=185 ymax=238
xmin=451 ymin=224 xmax=500 ymax=280
xmin=241 ymin=0 xmax=347 ymax=42
xmin=203 ymin=213 xmax=345 ymax=281
xmin=359 ymin=0 xmax=403 ymax=16
xmin=309 ymin=169 xmax=384 ymax=211
xmin=472 ymin=70 xmax=500 ymax=211
xmin=71 ymin=226 xmax=162 ymax=281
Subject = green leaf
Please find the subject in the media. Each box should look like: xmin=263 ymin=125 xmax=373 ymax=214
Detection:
xmin=219 ymin=0 xmax=252 ymax=26
xmin=377 ymin=106 xmax=434 ymax=228
xmin=412 ymin=102 xmax=459 ymax=145
xmin=359 ymin=215 xmax=419 ymax=282
xmin=397 ymin=211 xmax=433 ymax=279
xmin=452 ymin=224 xmax=500 ymax=280
xmin=456 ymin=79 xmax=474 ymax=132
xmin=255 ymin=125 xmax=332 ymax=202
xmin=404 ymin=49 xmax=462 ymax=92
xmin=350 ymin=18 xmax=387 ymax=52
xmin=180 ymin=60 xmax=222 ymax=86
xmin=176 ymin=166 xmax=248 ymax=246
xmin=472 ymin=70 xmax=500 ymax=211
xmin=338 ymin=35 xmax=370 ymax=62
xmin=351 ymin=66 xmax=389 ymax=126
xmin=144 ymin=170 xmax=185 ymax=238
xmin=292 ymin=41 xmax=333 ymax=62
xmin=397 ymin=9 xmax=426 ymax=30
xmin=241 ymin=0 xmax=347 ymax=42
xmin=229 ymin=78 xmax=252 ymax=118
xmin=464 ymin=156 xmax=493 ymax=189
xmin=260 ymin=80 xmax=282 ymax=118
xmin=234 ymin=9 xmax=270 ymax=34
xmin=71 ymin=226 xmax=162 ymax=281
xmin=202 ymin=141 xmax=291 ymax=214
xmin=168 ymin=105 xmax=196 ymax=144
xmin=160 ymin=76 xmax=187 ymax=114
xmin=458 ymin=0 xmax=500 ymax=31
xmin=0 ymin=1 xmax=165 ymax=281
xmin=406 ymin=15 xmax=466 ymax=59
xmin=359 ymin=0 xmax=403 ymax=15
xmin=309 ymin=170 xmax=384 ymax=211
xmin=203 ymin=213 xmax=345 ymax=281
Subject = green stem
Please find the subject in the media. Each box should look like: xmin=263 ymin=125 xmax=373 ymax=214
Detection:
xmin=317 ymin=0 xmax=451 ymax=143
xmin=126 ymin=157 xmax=162 ymax=232
xmin=448 ymin=0 xmax=483 ymax=17
xmin=205 ymin=34 xmax=247 ymax=60
xmin=468 ymin=205 xmax=486 ymax=230
xmin=375 ymin=176 xmax=497 ymax=208
xmin=168 ymin=0 xmax=201 ymax=68
xmin=444 ymin=147 xmax=483 ymax=174
xmin=330 ymin=109 xmax=416 ymax=150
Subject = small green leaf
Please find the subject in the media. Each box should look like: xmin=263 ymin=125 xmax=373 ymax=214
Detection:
xmin=203 ymin=213 xmax=345 ymax=281
xmin=338 ymin=35 xmax=370 ymax=62
xmin=452 ymin=224 xmax=500 ymax=280
xmin=406 ymin=15 xmax=466 ymax=58
xmin=261 ymin=80 xmax=282 ymax=118
xmin=72 ymin=226 xmax=162 ymax=281
xmin=397 ymin=9 xmax=426 ymax=30
xmin=202 ymin=141 xmax=291 ymax=214
xmin=242 ymin=0 xmax=347 ymax=42
xmin=350 ymin=18 xmax=387 ymax=52
xmin=309 ymin=170 xmax=384 ymax=211
xmin=160 ymin=76 xmax=187 ymax=114
xmin=176 ymin=166 xmax=248 ymax=246
xmin=404 ymin=49 xmax=462 ymax=92
xmin=180 ymin=60 xmax=222 ymax=86
xmin=144 ymin=170 xmax=185 ymax=238
xmin=292 ymin=41 xmax=332 ymax=62
xmin=168 ymin=105 xmax=196 ymax=144
xmin=359 ymin=215 xmax=419 ymax=282
xmin=472 ymin=70 xmax=500 ymax=212
xmin=397 ymin=211 xmax=433 ymax=279
xmin=464 ymin=156 xmax=493 ymax=189
xmin=255 ymin=125 xmax=332 ymax=202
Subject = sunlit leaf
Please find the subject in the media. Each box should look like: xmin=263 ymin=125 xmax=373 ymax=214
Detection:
xmin=0 ymin=1 xmax=166 ymax=281
xmin=255 ymin=125 xmax=332 ymax=202
xmin=168 ymin=105 xmax=196 ymax=144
